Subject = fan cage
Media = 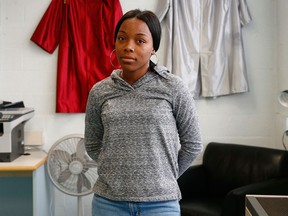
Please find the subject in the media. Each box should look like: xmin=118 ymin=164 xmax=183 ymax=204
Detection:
xmin=47 ymin=134 xmax=98 ymax=196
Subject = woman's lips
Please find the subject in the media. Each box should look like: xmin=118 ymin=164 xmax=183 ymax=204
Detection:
xmin=121 ymin=56 xmax=136 ymax=63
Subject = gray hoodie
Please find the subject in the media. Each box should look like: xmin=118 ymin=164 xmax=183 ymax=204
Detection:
xmin=85 ymin=65 xmax=202 ymax=202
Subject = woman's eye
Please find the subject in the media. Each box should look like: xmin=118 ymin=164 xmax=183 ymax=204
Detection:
xmin=117 ymin=36 xmax=125 ymax=41
xmin=137 ymin=40 xmax=145 ymax=44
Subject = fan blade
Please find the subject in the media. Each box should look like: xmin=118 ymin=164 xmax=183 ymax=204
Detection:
xmin=76 ymin=138 xmax=86 ymax=159
xmin=58 ymin=168 xmax=72 ymax=183
xmin=78 ymin=173 xmax=91 ymax=193
xmin=82 ymin=173 xmax=92 ymax=189
xmin=77 ymin=175 xmax=83 ymax=193
xmin=85 ymin=161 xmax=97 ymax=168
xmin=70 ymin=153 xmax=77 ymax=161
xmin=52 ymin=149 xmax=72 ymax=164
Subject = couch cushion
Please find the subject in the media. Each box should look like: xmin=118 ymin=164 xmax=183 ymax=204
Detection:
xmin=180 ymin=198 xmax=222 ymax=216
xmin=203 ymin=142 xmax=288 ymax=196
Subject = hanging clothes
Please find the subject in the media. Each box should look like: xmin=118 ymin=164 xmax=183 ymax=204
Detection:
xmin=155 ymin=0 xmax=252 ymax=98
xmin=31 ymin=0 xmax=123 ymax=113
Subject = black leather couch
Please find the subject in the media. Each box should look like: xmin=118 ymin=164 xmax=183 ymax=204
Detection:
xmin=178 ymin=142 xmax=288 ymax=216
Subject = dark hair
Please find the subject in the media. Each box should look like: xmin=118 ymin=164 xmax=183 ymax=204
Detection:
xmin=114 ymin=9 xmax=162 ymax=52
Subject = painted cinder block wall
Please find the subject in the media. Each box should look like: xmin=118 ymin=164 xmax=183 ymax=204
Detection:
xmin=1 ymin=0 xmax=287 ymax=215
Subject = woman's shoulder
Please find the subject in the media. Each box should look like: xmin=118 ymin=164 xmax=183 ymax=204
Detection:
xmin=154 ymin=65 xmax=193 ymax=100
xmin=154 ymin=65 xmax=186 ymax=87
xmin=90 ymin=74 xmax=115 ymax=91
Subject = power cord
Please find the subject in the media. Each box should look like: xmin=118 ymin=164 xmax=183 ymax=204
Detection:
xmin=281 ymin=130 xmax=288 ymax=150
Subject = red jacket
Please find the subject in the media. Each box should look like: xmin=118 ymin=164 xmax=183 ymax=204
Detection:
xmin=31 ymin=0 xmax=123 ymax=113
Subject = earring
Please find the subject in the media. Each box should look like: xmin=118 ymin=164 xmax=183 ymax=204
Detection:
xmin=150 ymin=52 xmax=159 ymax=65
xmin=110 ymin=49 xmax=121 ymax=68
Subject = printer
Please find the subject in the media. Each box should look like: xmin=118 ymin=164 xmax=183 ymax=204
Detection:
xmin=0 ymin=101 xmax=34 ymax=162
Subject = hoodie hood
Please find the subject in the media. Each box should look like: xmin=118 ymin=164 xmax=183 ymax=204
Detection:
xmin=110 ymin=65 xmax=171 ymax=91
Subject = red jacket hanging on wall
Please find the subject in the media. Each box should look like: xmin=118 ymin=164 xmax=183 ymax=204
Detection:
xmin=31 ymin=0 xmax=123 ymax=113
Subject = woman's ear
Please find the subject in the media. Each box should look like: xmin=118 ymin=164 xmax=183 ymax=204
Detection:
xmin=152 ymin=50 xmax=156 ymax=55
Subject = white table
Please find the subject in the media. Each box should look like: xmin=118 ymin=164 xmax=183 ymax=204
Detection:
xmin=0 ymin=150 xmax=51 ymax=216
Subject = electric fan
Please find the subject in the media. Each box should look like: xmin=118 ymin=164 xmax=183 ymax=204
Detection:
xmin=47 ymin=134 xmax=98 ymax=216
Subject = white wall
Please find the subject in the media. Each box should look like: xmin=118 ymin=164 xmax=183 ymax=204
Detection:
xmin=276 ymin=0 xmax=288 ymax=147
xmin=0 ymin=0 xmax=287 ymax=215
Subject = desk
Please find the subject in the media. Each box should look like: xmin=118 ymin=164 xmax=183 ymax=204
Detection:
xmin=246 ymin=195 xmax=288 ymax=216
xmin=0 ymin=150 xmax=51 ymax=216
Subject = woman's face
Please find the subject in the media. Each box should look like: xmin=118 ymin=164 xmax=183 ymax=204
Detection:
xmin=115 ymin=18 xmax=154 ymax=74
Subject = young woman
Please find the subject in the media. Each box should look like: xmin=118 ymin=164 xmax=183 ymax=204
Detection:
xmin=85 ymin=9 xmax=202 ymax=216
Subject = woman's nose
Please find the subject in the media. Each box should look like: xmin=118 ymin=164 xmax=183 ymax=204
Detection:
xmin=124 ymin=41 xmax=135 ymax=52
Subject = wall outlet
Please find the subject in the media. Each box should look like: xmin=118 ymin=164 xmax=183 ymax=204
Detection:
xmin=24 ymin=131 xmax=44 ymax=145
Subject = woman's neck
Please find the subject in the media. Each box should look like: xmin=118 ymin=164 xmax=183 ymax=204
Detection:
xmin=121 ymin=68 xmax=149 ymax=85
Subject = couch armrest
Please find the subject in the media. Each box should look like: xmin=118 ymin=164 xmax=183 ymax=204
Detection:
xmin=222 ymin=178 xmax=288 ymax=216
xmin=177 ymin=165 xmax=209 ymax=199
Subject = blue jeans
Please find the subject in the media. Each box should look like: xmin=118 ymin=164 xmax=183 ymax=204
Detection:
xmin=92 ymin=194 xmax=180 ymax=216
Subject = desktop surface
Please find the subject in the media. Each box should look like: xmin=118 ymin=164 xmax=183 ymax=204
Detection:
xmin=246 ymin=195 xmax=288 ymax=216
